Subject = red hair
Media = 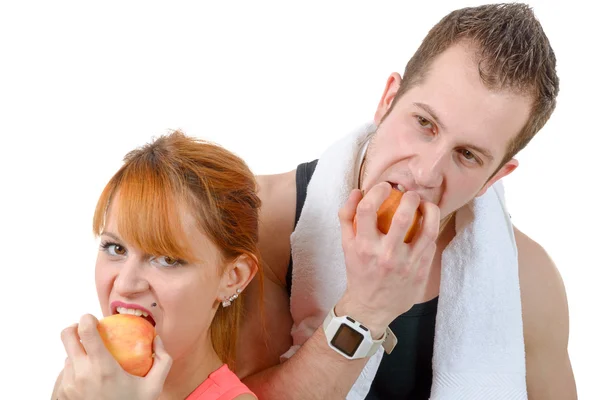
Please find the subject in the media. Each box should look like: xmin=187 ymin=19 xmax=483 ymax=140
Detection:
xmin=92 ymin=131 xmax=263 ymax=371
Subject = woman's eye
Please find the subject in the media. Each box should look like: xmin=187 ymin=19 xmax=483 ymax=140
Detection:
xmin=101 ymin=242 xmax=127 ymax=256
xmin=153 ymin=256 xmax=181 ymax=268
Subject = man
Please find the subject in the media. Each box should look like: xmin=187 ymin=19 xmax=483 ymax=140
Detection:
xmin=238 ymin=3 xmax=576 ymax=399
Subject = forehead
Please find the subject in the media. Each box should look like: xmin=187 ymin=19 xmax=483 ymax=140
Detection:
xmin=103 ymin=192 xmax=218 ymax=263
xmin=399 ymin=44 xmax=532 ymax=154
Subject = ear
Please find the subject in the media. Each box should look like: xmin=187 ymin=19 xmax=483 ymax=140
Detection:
xmin=476 ymin=158 xmax=519 ymax=197
xmin=374 ymin=72 xmax=403 ymax=125
xmin=216 ymin=254 xmax=258 ymax=302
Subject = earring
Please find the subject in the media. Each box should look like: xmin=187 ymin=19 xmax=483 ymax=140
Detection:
xmin=222 ymin=288 xmax=242 ymax=308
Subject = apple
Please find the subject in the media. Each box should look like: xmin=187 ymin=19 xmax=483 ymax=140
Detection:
xmin=353 ymin=189 xmax=422 ymax=242
xmin=97 ymin=314 xmax=155 ymax=377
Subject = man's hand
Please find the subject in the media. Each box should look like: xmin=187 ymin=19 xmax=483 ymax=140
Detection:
xmin=337 ymin=182 xmax=440 ymax=337
xmin=55 ymin=314 xmax=172 ymax=400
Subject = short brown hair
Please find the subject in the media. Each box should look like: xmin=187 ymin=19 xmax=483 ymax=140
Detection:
xmin=391 ymin=3 xmax=559 ymax=168
xmin=93 ymin=131 xmax=263 ymax=371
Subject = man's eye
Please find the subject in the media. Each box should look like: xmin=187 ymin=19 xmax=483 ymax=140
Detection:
xmin=417 ymin=116 xmax=432 ymax=128
xmin=459 ymin=149 xmax=481 ymax=165
xmin=462 ymin=149 xmax=475 ymax=160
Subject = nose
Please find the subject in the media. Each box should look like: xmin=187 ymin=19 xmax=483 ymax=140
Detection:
xmin=113 ymin=258 xmax=150 ymax=297
xmin=409 ymin=146 xmax=446 ymax=189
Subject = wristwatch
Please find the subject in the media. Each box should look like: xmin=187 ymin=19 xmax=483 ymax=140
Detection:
xmin=322 ymin=306 xmax=398 ymax=360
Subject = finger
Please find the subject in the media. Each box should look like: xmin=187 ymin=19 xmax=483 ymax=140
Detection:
xmin=62 ymin=358 xmax=74 ymax=384
xmin=355 ymin=182 xmax=392 ymax=239
xmin=144 ymin=336 xmax=172 ymax=389
xmin=77 ymin=314 xmax=113 ymax=363
xmin=404 ymin=242 xmax=437 ymax=304
xmin=61 ymin=323 xmax=85 ymax=367
xmin=412 ymin=242 xmax=437 ymax=285
xmin=408 ymin=200 xmax=441 ymax=255
xmin=58 ymin=360 xmax=76 ymax=398
xmin=339 ymin=189 xmax=363 ymax=242
xmin=385 ymin=190 xmax=422 ymax=246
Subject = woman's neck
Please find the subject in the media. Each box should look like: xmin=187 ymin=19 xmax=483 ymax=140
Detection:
xmin=159 ymin=334 xmax=224 ymax=400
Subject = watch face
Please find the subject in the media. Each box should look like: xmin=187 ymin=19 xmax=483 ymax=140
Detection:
xmin=331 ymin=323 xmax=364 ymax=357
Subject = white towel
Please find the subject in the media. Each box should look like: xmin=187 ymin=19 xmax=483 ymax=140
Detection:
xmin=430 ymin=174 xmax=527 ymax=399
xmin=281 ymin=122 xmax=528 ymax=399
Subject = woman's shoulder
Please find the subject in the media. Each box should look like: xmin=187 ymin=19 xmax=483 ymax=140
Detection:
xmin=195 ymin=364 xmax=256 ymax=400
xmin=232 ymin=394 xmax=257 ymax=400
xmin=215 ymin=365 xmax=256 ymax=399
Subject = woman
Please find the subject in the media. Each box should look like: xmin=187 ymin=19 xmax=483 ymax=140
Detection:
xmin=52 ymin=131 xmax=261 ymax=399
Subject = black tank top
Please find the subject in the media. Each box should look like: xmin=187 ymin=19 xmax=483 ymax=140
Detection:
xmin=287 ymin=160 xmax=438 ymax=399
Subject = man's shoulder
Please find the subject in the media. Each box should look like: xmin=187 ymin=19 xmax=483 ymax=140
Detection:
xmin=513 ymin=226 xmax=569 ymax=348
xmin=256 ymin=169 xmax=298 ymax=286
xmin=514 ymin=226 xmax=562 ymax=278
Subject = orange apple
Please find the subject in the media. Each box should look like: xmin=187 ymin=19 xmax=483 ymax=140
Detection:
xmin=97 ymin=314 xmax=155 ymax=377
xmin=353 ymin=189 xmax=422 ymax=242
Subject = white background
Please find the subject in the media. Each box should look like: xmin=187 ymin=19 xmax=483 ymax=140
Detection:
xmin=1 ymin=1 xmax=597 ymax=398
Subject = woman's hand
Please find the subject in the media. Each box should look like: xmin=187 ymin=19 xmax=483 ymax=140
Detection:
xmin=55 ymin=314 xmax=172 ymax=400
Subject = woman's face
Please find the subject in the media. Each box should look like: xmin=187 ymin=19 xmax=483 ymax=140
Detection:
xmin=94 ymin=198 xmax=229 ymax=361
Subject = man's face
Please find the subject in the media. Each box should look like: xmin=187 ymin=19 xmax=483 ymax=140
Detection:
xmin=362 ymin=43 xmax=531 ymax=220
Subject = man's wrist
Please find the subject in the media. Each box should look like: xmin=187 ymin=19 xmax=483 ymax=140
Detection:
xmin=334 ymin=295 xmax=389 ymax=340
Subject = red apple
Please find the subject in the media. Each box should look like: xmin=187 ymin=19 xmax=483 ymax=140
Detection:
xmin=97 ymin=314 xmax=155 ymax=377
xmin=353 ymin=189 xmax=422 ymax=242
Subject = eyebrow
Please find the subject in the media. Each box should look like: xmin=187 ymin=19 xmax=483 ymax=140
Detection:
xmin=413 ymin=102 xmax=495 ymax=162
xmin=414 ymin=102 xmax=448 ymax=131
xmin=101 ymin=231 xmax=122 ymax=242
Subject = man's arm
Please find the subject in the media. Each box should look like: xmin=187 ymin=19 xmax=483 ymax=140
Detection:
xmin=238 ymin=170 xmax=370 ymax=399
xmin=243 ymin=326 xmax=371 ymax=400
xmin=515 ymin=227 xmax=577 ymax=399
xmin=239 ymin=175 xmax=440 ymax=399
xmin=236 ymin=171 xmax=296 ymax=379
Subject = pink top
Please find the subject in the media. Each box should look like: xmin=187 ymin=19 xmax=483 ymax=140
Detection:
xmin=185 ymin=364 xmax=256 ymax=400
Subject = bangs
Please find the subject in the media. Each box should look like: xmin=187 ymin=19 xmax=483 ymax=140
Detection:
xmin=93 ymin=158 xmax=199 ymax=263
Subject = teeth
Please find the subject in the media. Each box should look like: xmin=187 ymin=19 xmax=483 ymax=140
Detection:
xmin=395 ymin=184 xmax=406 ymax=193
xmin=116 ymin=306 xmax=149 ymax=317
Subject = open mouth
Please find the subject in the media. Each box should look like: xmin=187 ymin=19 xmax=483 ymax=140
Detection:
xmin=114 ymin=306 xmax=156 ymax=327
xmin=389 ymin=183 xmax=406 ymax=193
